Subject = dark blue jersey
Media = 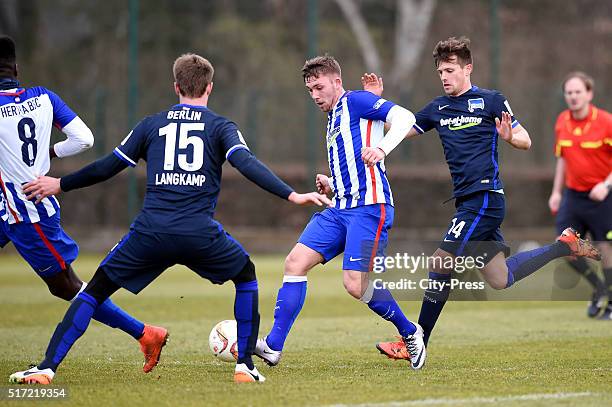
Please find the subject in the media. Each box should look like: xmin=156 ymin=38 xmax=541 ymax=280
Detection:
xmin=413 ymin=86 xmax=519 ymax=197
xmin=113 ymin=104 xmax=249 ymax=236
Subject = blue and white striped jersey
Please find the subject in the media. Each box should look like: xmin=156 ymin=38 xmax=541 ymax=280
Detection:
xmin=0 ymin=86 xmax=76 ymax=224
xmin=326 ymin=90 xmax=395 ymax=209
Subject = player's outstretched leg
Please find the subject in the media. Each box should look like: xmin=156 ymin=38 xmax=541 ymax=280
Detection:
xmin=44 ymin=265 xmax=167 ymax=372
xmin=345 ymin=271 xmax=426 ymax=370
xmin=10 ymin=268 xmax=116 ymax=384
xmin=255 ymin=244 xmax=320 ymax=367
xmin=232 ymin=260 xmax=265 ymax=383
xmin=502 ymin=227 xmax=600 ymax=288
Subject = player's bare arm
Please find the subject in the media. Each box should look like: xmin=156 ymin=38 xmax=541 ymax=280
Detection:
xmin=548 ymin=157 xmax=566 ymax=214
xmin=496 ymin=111 xmax=531 ymax=150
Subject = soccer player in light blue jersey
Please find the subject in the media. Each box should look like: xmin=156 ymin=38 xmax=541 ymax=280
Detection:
xmin=360 ymin=37 xmax=601 ymax=359
xmin=254 ymin=55 xmax=427 ymax=370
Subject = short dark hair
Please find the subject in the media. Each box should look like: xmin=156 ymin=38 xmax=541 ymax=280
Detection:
xmin=433 ymin=36 xmax=472 ymax=67
xmin=0 ymin=36 xmax=17 ymax=78
xmin=563 ymin=71 xmax=594 ymax=93
xmin=302 ymin=55 xmax=341 ymax=82
xmin=172 ymin=53 xmax=214 ymax=98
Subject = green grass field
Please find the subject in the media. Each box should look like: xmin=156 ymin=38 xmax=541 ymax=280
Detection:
xmin=1 ymin=253 xmax=611 ymax=406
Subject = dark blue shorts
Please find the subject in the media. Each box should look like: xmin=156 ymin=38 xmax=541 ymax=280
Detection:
xmin=298 ymin=204 xmax=393 ymax=272
xmin=556 ymin=188 xmax=612 ymax=242
xmin=439 ymin=191 xmax=510 ymax=263
xmin=0 ymin=213 xmax=78 ymax=277
xmin=100 ymin=222 xmax=249 ymax=294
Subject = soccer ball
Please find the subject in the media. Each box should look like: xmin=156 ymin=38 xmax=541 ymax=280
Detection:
xmin=208 ymin=320 xmax=238 ymax=362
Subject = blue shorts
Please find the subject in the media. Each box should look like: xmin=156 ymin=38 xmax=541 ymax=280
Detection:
xmin=298 ymin=204 xmax=393 ymax=272
xmin=100 ymin=222 xmax=249 ymax=294
xmin=0 ymin=213 xmax=79 ymax=277
xmin=439 ymin=191 xmax=510 ymax=263
xmin=556 ymin=188 xmax=612 ymax=242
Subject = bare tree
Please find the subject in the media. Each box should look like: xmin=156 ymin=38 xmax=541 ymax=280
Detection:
xmin=0 ymin=0 xmax=18 ymax=36
xmin=335 ymin=0 xmax=437 ymax=92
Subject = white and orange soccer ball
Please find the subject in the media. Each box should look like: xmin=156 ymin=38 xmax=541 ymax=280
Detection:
xmin=208 ymin=320 xmax=238 ymax=362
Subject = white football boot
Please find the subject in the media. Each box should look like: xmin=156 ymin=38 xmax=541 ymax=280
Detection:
xmin=254 ymin=337 xmax=282 ymax=366
xmin=404 ymin=323 xmax=427 ymax=370
xmin=9 ymin=366 xmax=55 ymax=384
xmin=234 ymin=363 xmax=266 ymax=383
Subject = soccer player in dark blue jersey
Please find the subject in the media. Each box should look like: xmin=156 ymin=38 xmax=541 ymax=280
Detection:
xmin=12 ymin=53 xmax=329 ymax=384
xmin=360 ymin=37 xmax=601 ymax=358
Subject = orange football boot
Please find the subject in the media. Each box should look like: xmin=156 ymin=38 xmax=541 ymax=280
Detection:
xmin=376 ymin=336 xmax=410 ymax=360
xmin=139 ymin=325 xmax=169 ymax=373
xmin=556 ymin=227 xmax=601 ymax=260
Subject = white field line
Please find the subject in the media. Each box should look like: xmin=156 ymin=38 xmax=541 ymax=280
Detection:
xmin=325 ymin=391 xmax=600 ymax=407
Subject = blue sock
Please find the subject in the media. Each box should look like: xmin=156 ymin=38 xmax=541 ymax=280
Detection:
xmin=72 ymin=283 xmax=144 ymax=340
xmin=93 ymin=299 xmax=145 ymax=340
xmin=39 ymin=292 xmax=98 ymax=371
xmin=505 ymin=241 xmax=570 ymax=287
xmin=234 ymin=280 xmax=259 ymax=369
xmin=362 ymin=283 xmax=416 ymax=337
xmin=266 ymin=276 xmax=307 ymax=351
xmin=418 ymin=272 xmax=451 ymax=346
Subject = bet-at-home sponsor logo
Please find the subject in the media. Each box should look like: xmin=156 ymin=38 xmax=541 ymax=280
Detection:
xmin=440 ymin=115 xmax=482 ymax=130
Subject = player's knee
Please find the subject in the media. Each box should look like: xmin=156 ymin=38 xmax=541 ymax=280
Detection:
xmin=343 ymin=278 xmax=363 ymax=299
xmin=46 ymin=279 xmax=79 ymax=301
xmin=232 ymin=259 xmax=256 ymax=284
xmin=284 ymin=252 xmax=308 ymax=276
xmin=486 ymin=276 xmax=507 ymax=290
xmin=490 ymin=281 xmax=505 ymax=290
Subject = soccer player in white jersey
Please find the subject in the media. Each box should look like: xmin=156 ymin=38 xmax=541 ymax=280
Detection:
xmin=254 ymin=55 xmax=427 ymax=370
xmin=0 ymin=36 xmax=168 ymax=378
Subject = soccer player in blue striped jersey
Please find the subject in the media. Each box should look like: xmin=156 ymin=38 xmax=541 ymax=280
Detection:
xmin=254 ymin=55 xmax=427 ymax=370
xmin=12 ymin=53 xmax=329 ymax=384
xmin=0 ymin=36 xmax=166 ymax=376
xmin=360 ymin=37 xmax=601 ymax=359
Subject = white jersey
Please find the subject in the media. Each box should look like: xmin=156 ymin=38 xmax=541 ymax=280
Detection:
xmin=326 ymin=90 xmax=394 ymax=209
xmin=0 ymin=86 xmax=80 ymax=224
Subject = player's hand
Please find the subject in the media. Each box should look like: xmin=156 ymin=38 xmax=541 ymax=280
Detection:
xmin=315 ymin=174 xmax=332 ymax=195
xmin=22 ymin=176 xmax=61 ymax=204
xmin=495 ymin=111 xmax=513 ymax=142
xmin=548 ymin=191 xmax=562 ymax=215
xmin=361 ymin=147 xmax=385 ymax=167
xmin=361 ymin=73 xmax=383 ymax=96
xmin=288 ymin=191 xmax=332 ymax=207
xmin=589 ymin=181 xmax=609 ymax=202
